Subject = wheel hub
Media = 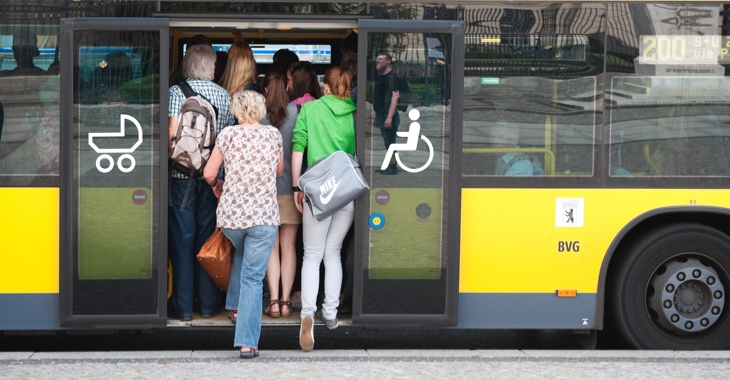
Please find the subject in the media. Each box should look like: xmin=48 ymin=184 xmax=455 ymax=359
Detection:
xmin=649 ymin=258 xmax=725 ymax=333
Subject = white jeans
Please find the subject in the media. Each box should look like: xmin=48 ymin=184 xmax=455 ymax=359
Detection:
xmin=300 ymin=201 xmax=355 ymax=319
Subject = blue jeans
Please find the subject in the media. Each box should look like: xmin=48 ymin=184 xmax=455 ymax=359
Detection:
xmin=223 ymin=225 xmax=278 ymax=349
xmin=168 ymin=178 xmax=221 ymax=317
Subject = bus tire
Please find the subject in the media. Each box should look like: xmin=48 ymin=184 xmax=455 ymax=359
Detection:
xmin=611 ymin=223 xmax=730 ymax=349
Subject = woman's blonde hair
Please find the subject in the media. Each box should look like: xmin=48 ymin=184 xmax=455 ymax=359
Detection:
xmin=219 ymin=41 xmax=258 ymax=96
xmin=231 ymin=90 xmax=267 ymax=124
xmin=182 ymin=44 xmax=216 ymax=81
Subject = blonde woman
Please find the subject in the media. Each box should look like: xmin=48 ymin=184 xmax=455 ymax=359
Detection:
xmin=219 ymin=40 xmax=261 ymax=96
xmin=204 ymin=90 xmax=283 ymax=358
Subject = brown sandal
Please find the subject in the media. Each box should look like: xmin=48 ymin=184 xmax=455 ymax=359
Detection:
xmin=264 ymin=299 xmax=280 ymax=318
xmin=280 ymin=300 xmax=291 ymax=318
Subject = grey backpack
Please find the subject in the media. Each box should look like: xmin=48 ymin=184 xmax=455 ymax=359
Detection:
xmin=169 ymin=81 xmax=217 ymax=178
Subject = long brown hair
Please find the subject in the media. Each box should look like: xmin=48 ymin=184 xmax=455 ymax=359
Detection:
xmin=288 ymin=61 xmax=322 ymax=100
xmin=219 ymin=41 xmax=258 ymax=96
xmin=323 ymin=66 xmax=351 ymax=100
xmin=263 ymin=70 xmax=288 ymax=129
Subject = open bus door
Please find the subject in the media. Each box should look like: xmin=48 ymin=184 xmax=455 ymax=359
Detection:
xmin=59 ymin=18 xmax=169 ymax=328
xmin=353 ymin=20 xmax=464 ymax=327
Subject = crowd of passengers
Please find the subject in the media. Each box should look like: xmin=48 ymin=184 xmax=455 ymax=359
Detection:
xmin=167 ymin=33 xmax=362 ymax=358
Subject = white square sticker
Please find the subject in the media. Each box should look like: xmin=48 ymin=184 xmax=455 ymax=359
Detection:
xmin=556 ymin=198 xmax=584 ymax=227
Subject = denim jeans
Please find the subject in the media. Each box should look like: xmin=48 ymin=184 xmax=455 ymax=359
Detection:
xmin=223 ymin=225 xmax=278 ymax=349
xmin=168 ymin=178 xmax=221 ymax=317
xmin=301 ymin=201 xmax=354 ymax=320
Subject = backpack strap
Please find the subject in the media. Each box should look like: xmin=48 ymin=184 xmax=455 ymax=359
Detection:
xmin=178 ymin=80 xmax=197 ymax=98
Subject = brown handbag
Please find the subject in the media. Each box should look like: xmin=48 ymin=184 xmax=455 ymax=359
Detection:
xmin=196 ymin=226 xmax=233 ymax=291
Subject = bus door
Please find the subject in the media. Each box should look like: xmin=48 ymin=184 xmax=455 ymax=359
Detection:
xmin=59 ymin=18 xmax=169 ymax=328
xmin=353 ymin=20 xmax=464 ymax=327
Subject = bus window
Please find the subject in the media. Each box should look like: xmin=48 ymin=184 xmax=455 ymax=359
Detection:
xmin=0 ymin=24 xmax=59 ymax=178
xmin=203 ymin=43 xmax=331 ymax=65
xmin=462 ymin=77 xmax=596 ymax=177
xmin=79 ymin=45 xmax=156 ymax=105
xmin=460 ymin=4 xmax=603 ymax=178
xmin=610 ymin=76 xmax=730 ymax=177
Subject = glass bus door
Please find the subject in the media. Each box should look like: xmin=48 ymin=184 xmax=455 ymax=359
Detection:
xmin=353 ymin=20 xmax=464 ymax=326
xmin=59 ymin=18 xmax=168 ymax=327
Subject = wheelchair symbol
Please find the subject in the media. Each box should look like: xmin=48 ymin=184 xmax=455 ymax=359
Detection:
xmin=381 ymin=109 xmax=434 ymax=173
xmin=88 ymin=114 xmax=143 ymax=173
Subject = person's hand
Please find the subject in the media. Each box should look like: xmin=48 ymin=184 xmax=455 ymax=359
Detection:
xmin=232 ymin=31 xmax=244 ymax=43
xmin=384 ymin=117 xmax=392 ymax=129
xmin=294 ymin=191 xmax=304 ymax=213
xmin=213 ymin=180 xmax=224 ymax=198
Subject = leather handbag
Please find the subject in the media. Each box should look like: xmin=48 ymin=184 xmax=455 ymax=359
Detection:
xmin=298 ymin=150 xmax=369 ymax=222
xmin=196 ymin=226 xmax=233 ymax=291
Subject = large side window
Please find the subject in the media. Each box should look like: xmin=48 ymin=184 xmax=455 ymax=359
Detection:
xmin=608 ymin=4 xmax=730 ymax=177
xmin=0 ymin=24 xmax=59 ymax=181
xmin=461 ymin=4 xmax=604 ymax=178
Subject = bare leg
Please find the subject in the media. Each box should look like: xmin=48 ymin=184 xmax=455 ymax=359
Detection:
xmin=264 ymin=229 xmax=281 ymax=316
xmin=279 ymin=224 xmax=298 ymax=303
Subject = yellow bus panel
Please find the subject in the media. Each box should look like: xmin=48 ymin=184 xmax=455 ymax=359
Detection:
xmin=460 ymin=188 xmax=730 ymax=294
xmin=0 ymin=188 xmax=59 ymax=293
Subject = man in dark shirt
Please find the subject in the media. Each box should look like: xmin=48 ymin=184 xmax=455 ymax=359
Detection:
xmin=373 ymin=53 xmax=400 ymax=175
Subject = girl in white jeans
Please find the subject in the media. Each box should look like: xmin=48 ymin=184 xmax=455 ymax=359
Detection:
xmin=291 ymin=66 xmax=358 ymax=352
xmin=300 ymin=201 xmax=354 ymax=320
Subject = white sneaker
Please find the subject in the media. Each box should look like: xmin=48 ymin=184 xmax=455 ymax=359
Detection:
xmin=300 ymin=315 xmax=315 ymax=352
xmin=316 ymin=310 xmax=338 ymax=330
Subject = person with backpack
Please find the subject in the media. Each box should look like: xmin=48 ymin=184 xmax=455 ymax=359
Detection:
xmin=373 ymin=53 xmax=401 ymax=175
xmin=167 ymin=43 xmax=235 ymax=321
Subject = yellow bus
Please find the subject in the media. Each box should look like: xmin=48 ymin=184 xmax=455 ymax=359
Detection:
xmin=2 ymin=0 xmax=730 ymax=350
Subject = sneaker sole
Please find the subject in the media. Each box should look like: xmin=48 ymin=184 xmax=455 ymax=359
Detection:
xmin=299 ymin=316 xmax=314 ymax=352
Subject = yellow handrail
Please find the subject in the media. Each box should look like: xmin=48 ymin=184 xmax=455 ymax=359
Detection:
xmin=463 ymin=147 xmax=556 ymax=175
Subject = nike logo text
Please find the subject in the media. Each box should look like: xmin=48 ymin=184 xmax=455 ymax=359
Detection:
xmin=319 ymin=176 xmax=341 ymax=205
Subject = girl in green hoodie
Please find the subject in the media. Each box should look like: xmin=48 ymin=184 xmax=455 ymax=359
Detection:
xmin=291 ymin=66 xmax=356 ymax=352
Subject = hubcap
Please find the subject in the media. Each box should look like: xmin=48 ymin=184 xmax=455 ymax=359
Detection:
xmin=649 ymin=257 xmax=725 ymax=333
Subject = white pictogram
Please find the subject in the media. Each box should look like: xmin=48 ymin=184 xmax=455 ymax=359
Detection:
xmin=381 ymin=109 xmax=434 ymax=173
xmin=88 ymin=114 xmax=143 ymax=173
xmin=319 ymin=176 xmax=341 ymax=205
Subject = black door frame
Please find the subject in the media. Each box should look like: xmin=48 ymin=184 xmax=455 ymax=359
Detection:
xmin=353 ymin=19 xmax=464 ymax=327
xmin=59 ymin=17 xmax=169 ymax=328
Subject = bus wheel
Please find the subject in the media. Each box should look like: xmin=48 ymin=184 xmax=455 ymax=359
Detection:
xmin=612 ymin=223 xmax=730 ymax=349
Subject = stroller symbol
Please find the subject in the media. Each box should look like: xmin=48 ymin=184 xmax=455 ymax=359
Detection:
xmin=88 ymin=114 xmax=143 ymax=173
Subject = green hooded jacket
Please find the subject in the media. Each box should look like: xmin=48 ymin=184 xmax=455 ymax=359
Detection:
xmin=292 ymin=94 xmax=356 ymax=165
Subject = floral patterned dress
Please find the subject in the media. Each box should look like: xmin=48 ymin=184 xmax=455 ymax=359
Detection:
xmin=215 ymin=124 xmax=283 ymax=229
